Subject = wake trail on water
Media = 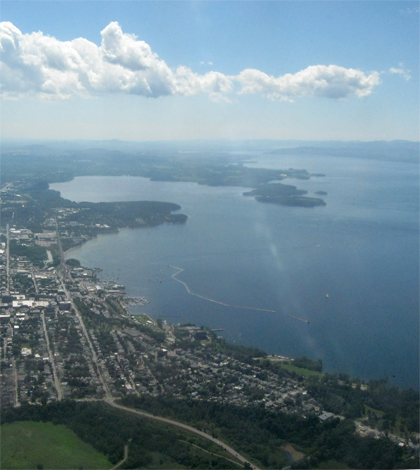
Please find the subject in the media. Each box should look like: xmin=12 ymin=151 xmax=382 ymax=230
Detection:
xmin=169 ymin=265 xmax=309 ymax=324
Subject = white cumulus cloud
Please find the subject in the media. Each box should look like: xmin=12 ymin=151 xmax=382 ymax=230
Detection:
xmin=237 ymin=65 xmax=381 ymax=101
xmin=0 ymin=21 xmax=381 ymax=102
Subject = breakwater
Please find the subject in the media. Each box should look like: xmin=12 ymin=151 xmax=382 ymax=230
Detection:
xmin=169 ymin=265 xmax=309 ymax=324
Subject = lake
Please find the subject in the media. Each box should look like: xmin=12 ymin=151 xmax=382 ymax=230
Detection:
xmin=50 ymin=153 xmax=419 ymax=388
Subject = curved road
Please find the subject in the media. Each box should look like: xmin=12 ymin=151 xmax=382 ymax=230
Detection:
xmin=105 ymin=399 xmax=260 ymax=470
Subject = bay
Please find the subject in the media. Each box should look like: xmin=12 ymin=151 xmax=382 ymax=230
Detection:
xmin=50 ymin=154 xmax=419 ymax=388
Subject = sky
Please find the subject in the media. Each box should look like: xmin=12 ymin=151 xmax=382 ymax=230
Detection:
xmin=0 ymin=1 xmax=419 ymax=142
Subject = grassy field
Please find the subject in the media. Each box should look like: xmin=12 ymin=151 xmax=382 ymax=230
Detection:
xmin=1 ymin=421 xmax=112 ymax=469
xmin=279 ymin=362 xmax=323 ymax=378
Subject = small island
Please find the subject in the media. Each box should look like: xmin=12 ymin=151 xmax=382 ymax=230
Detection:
xmin=256 ymin=195 xmax=327 ymax=207
xmin=243 ymin=183 xmax=326 ymax=207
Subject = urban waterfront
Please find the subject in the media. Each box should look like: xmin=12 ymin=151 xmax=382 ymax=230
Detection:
xmin=51 ymin=154 xmax=419 ymax=389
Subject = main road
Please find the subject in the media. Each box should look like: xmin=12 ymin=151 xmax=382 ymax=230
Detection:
xmin=61 ymin=278 xmax=113 ymax=400
xmin=41 ymin=312 xmax=63 ymax=400
xmin=6 ymin=223 xmax=10 ymax=295
xmin=105 ymin=399 xmax=260 ymax=470
xmin=54 ymin=215 xmax=112 ymax=400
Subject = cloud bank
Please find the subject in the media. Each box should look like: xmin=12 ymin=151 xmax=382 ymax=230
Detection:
xmin=1 ymin=21 xmax=381 ymax=101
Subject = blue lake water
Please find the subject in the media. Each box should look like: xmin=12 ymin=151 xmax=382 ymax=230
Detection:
xmin=50 ymin=154 xmax=419 ymax=388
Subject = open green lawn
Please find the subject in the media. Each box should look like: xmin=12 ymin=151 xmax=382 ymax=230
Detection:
xmin=279 ymin=363 xmax=323 ymax=378
xmin=1 ymin=421 xmax=112 ymax=470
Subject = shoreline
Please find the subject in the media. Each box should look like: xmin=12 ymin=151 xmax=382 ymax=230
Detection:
xmin=53 ymin=173 xmax=419 ymax=391
xmin=64 ymin=249 xmax=418 ymax=390
xmin=61 ymin=230 xmax=419 ymax=391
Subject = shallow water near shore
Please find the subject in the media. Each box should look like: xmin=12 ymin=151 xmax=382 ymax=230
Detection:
xmin=51 ymin=154 xmax=419 ymax=388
